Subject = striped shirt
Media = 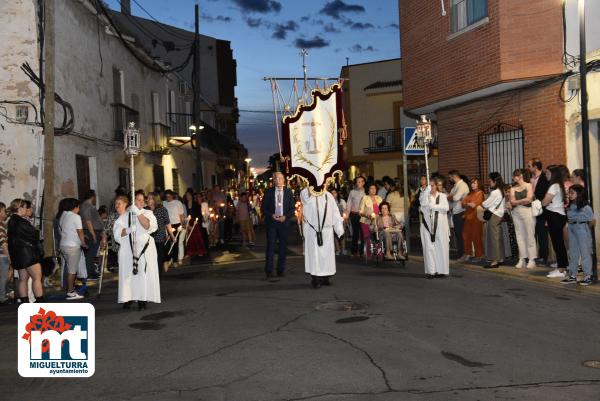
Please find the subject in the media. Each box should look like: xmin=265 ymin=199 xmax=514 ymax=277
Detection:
xmin=0 ymin=221 xmax=7 ymax=257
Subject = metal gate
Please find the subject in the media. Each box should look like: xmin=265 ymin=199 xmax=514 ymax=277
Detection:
xmin=478 ymin=123 xmax=524 ymax=184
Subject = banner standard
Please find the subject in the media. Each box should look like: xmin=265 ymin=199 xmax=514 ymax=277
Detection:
xmin=281 ymin=83 xmax=346 ymax=196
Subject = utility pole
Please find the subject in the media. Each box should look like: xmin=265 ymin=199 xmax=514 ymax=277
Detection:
xmin=42 ymin=0 xmax=55 ymax=257
xmin=193 ymin=2 xmax=204 ymax=190
xmin=578 ymin=0 xmax=596 ymax=278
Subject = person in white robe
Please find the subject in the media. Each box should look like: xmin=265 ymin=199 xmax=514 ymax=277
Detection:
xmin=419 ymin=177 xmax=450 ymax=278
xmin=113 ymin=192 xmax=161 ymax=310
xmin=301 ymin=188 xmax=345 ymax=288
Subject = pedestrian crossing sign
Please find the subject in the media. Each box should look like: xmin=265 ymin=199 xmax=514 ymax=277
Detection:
xmin=403 ymin=127 xmax=426 ymax=155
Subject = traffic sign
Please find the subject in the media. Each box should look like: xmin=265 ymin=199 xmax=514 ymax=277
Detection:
xmin=403 ymin=127 xmax=426 ymax=155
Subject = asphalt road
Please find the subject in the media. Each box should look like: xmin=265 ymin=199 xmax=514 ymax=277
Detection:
xmin=1 ymin=255 xmax=600 ymax=401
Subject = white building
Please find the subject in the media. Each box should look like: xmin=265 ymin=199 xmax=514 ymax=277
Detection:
xmin=0 ymin=0 xmax=245 ymax=220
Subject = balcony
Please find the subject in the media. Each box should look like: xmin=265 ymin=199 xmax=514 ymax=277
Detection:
xmin=112 ymin=103 xmax=139 ymax=142
xmin=166 ymin=112 xmax=193 ymax=138
xmin=363 ymin=129 xmax=403 ymax=153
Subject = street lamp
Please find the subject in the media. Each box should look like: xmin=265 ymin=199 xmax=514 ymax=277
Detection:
xmin=415 ymin=115 xmax=433 ymax=185
xmin=244 ymin=158 xmax=252 ymax=190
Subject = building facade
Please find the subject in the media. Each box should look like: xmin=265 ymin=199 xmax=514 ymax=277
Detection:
xmin=0 ymin=0 xmax=245 ymax=220
xmin=340 ymin=58 xmax=431 ymax=188
xmin=400 ymin=0 xmax=600 ymax=250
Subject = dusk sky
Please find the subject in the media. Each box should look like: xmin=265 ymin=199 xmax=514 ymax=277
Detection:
xmin=105 ymin=0 xmax=401 ymax=169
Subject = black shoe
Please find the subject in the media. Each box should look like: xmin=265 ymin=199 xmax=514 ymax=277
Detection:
xmin=311 ymin=280 xmax=321 ymax=289
xmin=266 ymin=272 xmax=275 ymax=279
xmin=137 ymin=301 xmax=147 ymax=311
xmin=276 ymin=271 xmax=285 ymax=278
xmin=425 ymin=274 xmax=435 ymax=279
xmin=123 ymin=301 xmax=133 ymax=310
xmin=322 ymin=277 xmax=331 ymax=286
xmin=435 ymin=273 xmax=448 ymax=279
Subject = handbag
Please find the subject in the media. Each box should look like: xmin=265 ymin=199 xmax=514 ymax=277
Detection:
xmin=483 ymin=196 xmax=503 ymax=221
xmin=532 ymin=199 xmax=543 ymax=217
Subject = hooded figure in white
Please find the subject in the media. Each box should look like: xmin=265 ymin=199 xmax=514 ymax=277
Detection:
xmin=301 ymin=188 xmax=345 ymax=288
xmin=113 ymin=193 xmax=161 ymax=307
xmin=419 ymin=180 xmax=450 ymax=278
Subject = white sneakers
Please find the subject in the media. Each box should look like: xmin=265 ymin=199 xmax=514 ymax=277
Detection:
xmin=515 ymin=259 xmax=536 ymax=269
xmin=546 ymin=268 xmax=566 ymax=278
xmin=66 ymin=291 xmax=83 ymax=301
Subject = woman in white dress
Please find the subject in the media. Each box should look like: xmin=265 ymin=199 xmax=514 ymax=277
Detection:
xmin=419 ymin=177 xmax=450 ymax=278
xmin=113 ymin=192 xmax=161 ymax=310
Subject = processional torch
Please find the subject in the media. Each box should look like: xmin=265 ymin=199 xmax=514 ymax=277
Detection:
xmin=124 ymin=122 xmax=141 ymax=274
xmin=415 ymin=115 xmax=433 ymax=185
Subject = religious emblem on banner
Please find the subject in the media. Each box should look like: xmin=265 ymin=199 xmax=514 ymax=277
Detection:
xmin=281 ymin=84 xmax=346 ymax=195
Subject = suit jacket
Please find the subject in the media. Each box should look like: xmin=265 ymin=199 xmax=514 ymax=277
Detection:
xmin=533 ymin=173 xmax=550 ymax=202
xmin=261 ymin=187 xmax=295 ymax=226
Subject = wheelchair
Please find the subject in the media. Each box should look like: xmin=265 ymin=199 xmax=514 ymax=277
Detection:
xmin=364 ymin=223 xmax=408 ymax=267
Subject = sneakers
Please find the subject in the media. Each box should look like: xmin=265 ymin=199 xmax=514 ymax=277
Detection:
xmin=579 ymin=277 xmax=594 ymax=286
xmin=66 ymin=291 xmax=84 ymax=301
xmin=547 ymin=269 xmax=566 ymax=278
xmin=515 ymin=259 xmax=525 ymax=269
xmin=550 ymin=262 xmax=558 ymax=268
xmin=560 ymin=276 xmax=577 ymax=284
xmin=457 ymin=255 xmax=469 ymax=263
xmin=526 ymin=260 xmax=536 ymax=269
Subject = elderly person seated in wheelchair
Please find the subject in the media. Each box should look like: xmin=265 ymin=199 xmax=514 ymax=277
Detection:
xmin=374 ymin=202 xmax=406 ymax=261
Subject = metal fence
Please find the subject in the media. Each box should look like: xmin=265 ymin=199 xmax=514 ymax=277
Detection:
xmin=478 ymin=123 xmax=524 ymax=185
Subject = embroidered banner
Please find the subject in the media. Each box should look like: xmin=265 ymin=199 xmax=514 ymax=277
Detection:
xmin=281 ymin=84 xmax=346 ymax=195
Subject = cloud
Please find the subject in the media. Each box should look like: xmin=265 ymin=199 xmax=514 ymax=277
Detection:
xmin=349 ymin=22 xmax=374 ymax=30
xmin=244 ymin=17 xmax=264 ymax=28
xmin=201 ymin=14 xmax=233 ymax=23
xmin=388 ymin=23 xmax=399 ymax=29
xmin=320 ymin=0 xmax=365 ymax=20
xmin=300 ymin=15 xmax=310 ymax=22
xmin=232 ymin=0 xmax=281 ymax=13
xmin=272 ymin=20 xmax=299 ymax=40
xmin=323 ymin=23 xmax=341 ymax=33
xmin=295 ymin=36 xmax=330 ymax=49
xmin=349 ymin=44 xmax=376 ymax=53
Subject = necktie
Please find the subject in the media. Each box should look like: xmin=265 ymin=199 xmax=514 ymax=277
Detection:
xmin=276 ymin=190 xmax=283 ymax=216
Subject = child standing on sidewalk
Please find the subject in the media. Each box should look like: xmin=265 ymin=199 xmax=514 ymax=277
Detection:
xmin=561 ymin=184 xmax=596 ymax=286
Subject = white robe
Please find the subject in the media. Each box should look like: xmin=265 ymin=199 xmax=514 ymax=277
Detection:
xmin=113 ymin=208 xmax=161 ymax=303
xmin=419 ymin=187 xmax=450 ymax=275
xmin=301 ymin=189 xmax=345 ymax=277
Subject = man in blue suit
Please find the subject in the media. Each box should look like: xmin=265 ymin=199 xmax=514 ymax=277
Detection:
xmin=261 ymin=172 xmax=295 ymax=278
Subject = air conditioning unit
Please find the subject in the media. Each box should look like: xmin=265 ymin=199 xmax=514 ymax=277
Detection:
xmin=375 ymin=134 xmax=392 ymax=149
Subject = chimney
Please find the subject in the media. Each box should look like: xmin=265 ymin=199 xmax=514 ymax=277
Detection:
xmin=121 ymin=0 xmax=131 ymax=15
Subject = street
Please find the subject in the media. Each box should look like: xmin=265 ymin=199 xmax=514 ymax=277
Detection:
xmin=2 ymin=251 xmax=600 ymax=401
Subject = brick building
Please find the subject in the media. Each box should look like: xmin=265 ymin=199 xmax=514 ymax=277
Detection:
xmin=400 ymin=0 xmax=568 ymax=181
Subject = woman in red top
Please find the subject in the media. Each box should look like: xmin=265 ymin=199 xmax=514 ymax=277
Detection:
xmin=461 ymin=178 xmax=485 ymax=261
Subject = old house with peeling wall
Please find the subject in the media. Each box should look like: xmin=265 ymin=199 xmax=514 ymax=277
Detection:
xmin=0 ymin=0 xmax=245 ymax=219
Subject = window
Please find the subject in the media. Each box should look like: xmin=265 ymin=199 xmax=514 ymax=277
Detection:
xmin=119 ymin=168 xmax=130 ymax=192
xmin=153 ymin=164 xmax=165 ymax=191
xmin=172 ymin=168 xmax=180 ymax=194
xmin=451 ymin=0 xmax=487 ymax=33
